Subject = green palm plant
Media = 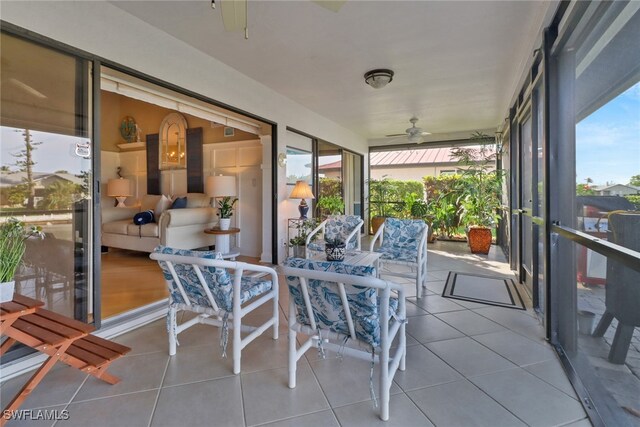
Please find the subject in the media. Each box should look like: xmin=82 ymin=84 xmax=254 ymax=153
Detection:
xmin=0 ymin=218 xmax=44 ymax=282
xmin=217 ymin=197 xmax=238 ymax=219
xmin=451 ymin=132 xmax=504 ymax=228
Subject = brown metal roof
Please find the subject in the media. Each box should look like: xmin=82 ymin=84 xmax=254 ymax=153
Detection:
xmin=370 ymin=147 xmax=460 ymax=166
xmin=318 ymin=146 xmax=479 ymax=170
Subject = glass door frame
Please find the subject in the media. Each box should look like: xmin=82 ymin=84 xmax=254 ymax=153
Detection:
xmin=510 ymin=53 xmax=547 ymax=314
xmin=313 ymin=140 xmax=365 ymax=223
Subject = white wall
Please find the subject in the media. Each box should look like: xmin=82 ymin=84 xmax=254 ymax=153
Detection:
xmin=2 ymin=1 xmax=368 ymax=263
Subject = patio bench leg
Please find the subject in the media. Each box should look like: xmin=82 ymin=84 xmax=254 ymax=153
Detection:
xmin=1 ymin=342 xmax=71 ymax=427
xmin=592 ymin=311 xmax=613 ymax=337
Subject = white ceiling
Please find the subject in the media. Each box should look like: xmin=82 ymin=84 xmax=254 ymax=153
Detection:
xmin=112 ymin=0 xmax=552 ymax=140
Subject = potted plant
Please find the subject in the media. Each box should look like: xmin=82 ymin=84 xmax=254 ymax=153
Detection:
xmin=289 ymin=219 xmax=316 ymax=258
xmin=368 ymin=176 xmax=393 ymax=234
xmin=451 ymin=132 xmax=503 ymax=254
xmin=217 ymin=196 xmax=238 ymax=230
xmin=289 ymin=235 xmax=307 ymax=258
xmin=0 ymin=218 xmax=44 ymax=303
xmin=324 ymin=236 xmax=346 ymax=262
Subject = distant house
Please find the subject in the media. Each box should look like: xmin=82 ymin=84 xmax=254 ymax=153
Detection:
xmin=592 ymin=184 xmax=640 ymax=197
xmin=318 ymin=147 xmax=493 ymax=182
xmin=0 ymin=171 xmax=83 ymax=207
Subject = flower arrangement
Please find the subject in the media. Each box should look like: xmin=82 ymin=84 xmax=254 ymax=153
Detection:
xmin=0 ymin=218 xmax=44 ymax=302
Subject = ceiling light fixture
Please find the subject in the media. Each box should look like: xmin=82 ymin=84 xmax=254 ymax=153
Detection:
xmin=364 ymin=69 xmax=394 ymax=89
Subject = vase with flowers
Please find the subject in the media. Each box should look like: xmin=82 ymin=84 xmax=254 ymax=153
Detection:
xmin=0 ymin=218 xmax=45 ymax=303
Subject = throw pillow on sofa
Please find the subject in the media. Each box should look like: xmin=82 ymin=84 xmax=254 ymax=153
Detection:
xmin=133 ymin=210 xmax=155 ymax=225
xmin=171 ymin=196 xmax=187 ymax=209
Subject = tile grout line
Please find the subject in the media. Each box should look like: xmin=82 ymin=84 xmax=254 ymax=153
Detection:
xmin=147 ymin=355 xmax=171 ymax=427
xmin=51 ymin=372 xmax=90 ymax=427
xmin=239 ymin=371 xmax=248 ymax=427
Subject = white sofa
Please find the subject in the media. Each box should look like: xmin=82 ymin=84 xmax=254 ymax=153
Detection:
xmin=101 ymin=193 xmax=218 ymax=253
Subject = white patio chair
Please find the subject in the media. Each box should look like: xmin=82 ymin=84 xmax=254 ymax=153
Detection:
xmin=369 ymin=218 xmax=428 ymax=298
xmin=305 ymin=215 xmax=364 ymax=258
xmin=150 ymin=246 xmax=279 ymax=374
xmin=283 ymin=258 xmax=407 ymax=421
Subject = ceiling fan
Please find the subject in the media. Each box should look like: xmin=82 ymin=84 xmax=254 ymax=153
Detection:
xmin=212 ymin=0 xmax=347 ymax=39
xmin=386 ymin=117 xmax=431 ymax=144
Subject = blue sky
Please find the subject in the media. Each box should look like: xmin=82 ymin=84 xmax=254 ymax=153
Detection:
xmin=576 ymin=81 xmax=640 ymax=186
xmin=0 ymin=127 xmax=91 ymax=175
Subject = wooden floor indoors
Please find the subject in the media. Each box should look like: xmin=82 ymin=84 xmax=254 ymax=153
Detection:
xmin=101 ymin=248 xmax=259 ymax=319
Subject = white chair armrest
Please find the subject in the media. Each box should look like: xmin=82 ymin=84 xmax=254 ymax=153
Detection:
xmin=305 ymin=219 xmax=326 ymax=247
xmin=344 ymin=219 xmax=364 ymax=250
xmin=369 ymin=223 xmax=385 ymax=251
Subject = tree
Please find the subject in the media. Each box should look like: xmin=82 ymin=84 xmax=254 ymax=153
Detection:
xmin=576 ymin=183 xmax=596 ymax=196
xmin=629 ymin=174 xmax=640 ymax=187
xmin=76 ymin=170 xmax=91 ymax=198
xmin=39 ymin=180 xmax=79 ymax=210
xmin=0 ymin=166 xmax=11 ymax=172
xmin=6 ymin=184 xmax=29 ymax=206
xmin=12 ymin=129 xmax=42 ymax=209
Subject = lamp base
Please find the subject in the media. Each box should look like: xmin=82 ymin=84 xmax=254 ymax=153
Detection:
xmin=298 ymin=199 xmax=309 ymax=219
xmin=115 ymin=196 xmax=127 ymax=208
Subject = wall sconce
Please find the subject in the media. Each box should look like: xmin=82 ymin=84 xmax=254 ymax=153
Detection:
xmin=277 ymin=152 xmax=287 ymax=168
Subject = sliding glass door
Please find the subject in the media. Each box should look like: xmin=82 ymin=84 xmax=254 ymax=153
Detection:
xmin=0 ymin=33 xmax=94 ymax=323
xmin=549 ymin=3 xmax=640 ymax=424
xmin=315 ymin=140 xmax=363 ymax=221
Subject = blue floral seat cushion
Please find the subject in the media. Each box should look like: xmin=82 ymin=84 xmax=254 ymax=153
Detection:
xmin=308 ymin=215 xmax=362 ymax=252
xmin=154 ymin=246 xmax=272 ymax=312
xmin=285 ymin=258 xmax=397 ymax=348
xmin=306 ymin=241 xmax=325 ymax=252
xmin=381 ymin=218 xmax=426 ymax=250
xmin=374 ymin=246 xmax=418 ymax=263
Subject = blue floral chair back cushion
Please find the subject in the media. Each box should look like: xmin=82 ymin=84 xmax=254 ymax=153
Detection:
xmin=154 ymin=246 xmax=235 ymax=311
xmin=326 ymin=215 xmax=361 ymax=249
xmin=382 ymin=218 xmax=426 ymax=251
xmin=285 ymin=258 xmax=396 ymax=347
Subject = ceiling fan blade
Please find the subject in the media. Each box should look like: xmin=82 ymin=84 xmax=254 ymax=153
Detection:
xmin=220 ymin=0 xmax=247 ymax=32
xmin=385 ymin=133 xmax=407 ymax=137
xmin=312 ymin=0 xmax=347 ymax=12
xmin=421 ymin=131 xmax=431 ymax=135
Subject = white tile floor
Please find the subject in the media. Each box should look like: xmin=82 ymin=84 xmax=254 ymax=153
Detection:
xmin=1 ymin=241 xmax=592 ymax=426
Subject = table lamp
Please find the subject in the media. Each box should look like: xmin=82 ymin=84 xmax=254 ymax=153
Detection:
xmin=107 ymin=178 xmax=132 ymax=208
xmin=289 ymin=180 xmax=314 ymax=219
xmin=205 ymin=175 xmax=237 ymax=199
xmin=206 ymin=175 xmax=238 ymax=231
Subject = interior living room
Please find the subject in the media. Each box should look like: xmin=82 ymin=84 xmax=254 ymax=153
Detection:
xmin=0 ymin=1 xmax=638 ymax=426
xmin=99 ymin=69 xmax=268 ymax=318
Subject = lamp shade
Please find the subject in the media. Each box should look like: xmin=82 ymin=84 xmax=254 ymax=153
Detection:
xmin=107 ymin=178 xmax=132 ymax=196
xmin=205 ymin=175 xmax=237 ymax=197
xmin=289 ymin=180 xmax=314 ymax=200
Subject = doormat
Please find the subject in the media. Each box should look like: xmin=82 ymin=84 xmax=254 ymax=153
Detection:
xmin=442 ymin=272 xmax=526 ymax=310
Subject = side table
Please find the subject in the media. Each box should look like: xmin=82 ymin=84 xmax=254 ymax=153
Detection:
xmin=204 ymin=227 xmax=240 ymax=260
